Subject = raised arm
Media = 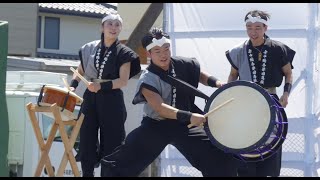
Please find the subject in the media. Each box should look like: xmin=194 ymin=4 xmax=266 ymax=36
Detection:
xmin=199 ymin=70 xmax=223 ymax=88
xmin=227 ymin=66 xmax=239 ymax=83
xmin=279 ymin=63 xmax=293 ymax=108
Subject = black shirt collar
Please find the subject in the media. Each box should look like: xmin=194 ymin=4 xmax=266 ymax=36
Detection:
xmin=147 ymin=60 xmax=172 ymax=77
xmin=248 ymin=34 xmax=271 ymax=48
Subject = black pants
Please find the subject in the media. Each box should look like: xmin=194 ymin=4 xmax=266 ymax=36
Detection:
xmin=101 ymin=117 xmax=237 ymax=177
xmin=80 ymin=89 xmax=127 ymax=177
xmin=236 ymin=147 xmax=282 ymax=177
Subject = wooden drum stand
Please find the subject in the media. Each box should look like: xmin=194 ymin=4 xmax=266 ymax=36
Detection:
xmin=26 ymin=85 xmax=84 ymax=177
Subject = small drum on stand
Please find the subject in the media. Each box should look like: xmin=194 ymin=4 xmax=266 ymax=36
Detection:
xmin=37 ymin=85 xmax=83 ymax=121
xmin=203 ymin=80 xmax=288 ymax=162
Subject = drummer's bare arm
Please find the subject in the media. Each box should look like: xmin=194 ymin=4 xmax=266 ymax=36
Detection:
xmin=88 ymin=62 xmax=131 ymax=92
xmin=94 ymin=62 xmax=131 ymax=93
xmin=280 ymin=63 xmax=293 ymax=108
xmin=141 ymin=87 xmax=206 ymax=126
xmin=199 ymin=71 xmax=223 ymax=88
xmin=111 ymin=62 xmax=130 ymax=89
xmin=227 ymin=66 xmax=239 ymax=83
xmin=69 ymin=64 xmax=84 ymax=91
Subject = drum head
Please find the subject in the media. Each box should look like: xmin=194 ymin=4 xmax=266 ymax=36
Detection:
xmin=237 ymin=96 xmax=288 ymax=162
xmin=44 ymin=85 xmax=83 ymax=104
xmin=204 ymin=81 xmax=275 ymax=154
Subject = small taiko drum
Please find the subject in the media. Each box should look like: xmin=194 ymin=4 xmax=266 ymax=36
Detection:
xmin=37 ymin=85 xmax=83 ymax=121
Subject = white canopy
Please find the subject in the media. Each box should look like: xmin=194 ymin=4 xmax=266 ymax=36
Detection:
xmin=161 ymin=3 xmax=320 ymax=177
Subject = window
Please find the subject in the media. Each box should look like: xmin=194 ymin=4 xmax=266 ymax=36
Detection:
xmin=44 ymin=17 xmax=60 ymax=50
xmin=37 ymin=16 xmax=41 ymax=48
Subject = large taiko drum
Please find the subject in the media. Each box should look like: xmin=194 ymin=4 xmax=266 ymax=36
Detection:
xmin=37 ymin=85 xmax=83 ymax=121
xmin=203 ymin=80 xmax=288 ymax=162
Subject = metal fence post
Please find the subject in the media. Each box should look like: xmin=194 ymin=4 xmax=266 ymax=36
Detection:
xmin=0 ymin=21 xmax=9 ymax=177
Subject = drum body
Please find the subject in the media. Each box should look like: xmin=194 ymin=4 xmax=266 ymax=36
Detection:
xmin=38 ymin=85 xmax=83 ymax=121
xmin=203 ymin=80 xmax=288 ymax=162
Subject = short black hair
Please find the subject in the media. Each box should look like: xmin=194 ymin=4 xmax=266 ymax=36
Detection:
xmin=141 ymin=27 xmax=170 ymax=50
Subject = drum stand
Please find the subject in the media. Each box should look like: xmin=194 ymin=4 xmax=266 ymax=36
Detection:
xmin=26 ymin=102 xmax=84 ymax=177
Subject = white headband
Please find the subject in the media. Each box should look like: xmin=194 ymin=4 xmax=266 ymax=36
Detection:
xmin=146 ymin=37 xmax=171 ymax=51
xmin=102 ymin=14 xmax=123 ymax=24
xmin=245 ymin=14 xmax=268 ymax=25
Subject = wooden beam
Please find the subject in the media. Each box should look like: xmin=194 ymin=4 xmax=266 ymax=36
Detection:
xmin=126 ymin=3 xmax=163 ymax=52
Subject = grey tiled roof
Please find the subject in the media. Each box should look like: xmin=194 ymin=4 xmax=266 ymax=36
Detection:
xmin=37 ymin=52 xmax=80 ymax=60
xmin=39 ymin=3 xmax=117 ymax=18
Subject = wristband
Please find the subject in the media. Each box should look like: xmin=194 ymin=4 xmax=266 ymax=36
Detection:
xmin=176 ymin=110 xmax=192 ymax=124
xmin=100 ymin=81 xmax=113 ymax=91
xmin=207 ymin=76 xmax=218 ymax=87
xmin=70 ymin=79 xmax=79 ymax=89
xmin=284 ymin=83 xmax=292 ymax=94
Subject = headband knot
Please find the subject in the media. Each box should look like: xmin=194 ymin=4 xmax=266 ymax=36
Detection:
xmin=245 ymin=14 xmax=268 ymax=25
xmin=146 ymin=37 xmax=171 ymax=51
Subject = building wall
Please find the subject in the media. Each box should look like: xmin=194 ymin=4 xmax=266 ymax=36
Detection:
xmin=0 ymin=3 xmax=163 ymax=60
xmin=38 ymin=4 xmax=164 ymax=57
xmin=38 ymin=13 xmax=101 ymax=55
xmin=0 ymin=3 xmax=37 ymax=57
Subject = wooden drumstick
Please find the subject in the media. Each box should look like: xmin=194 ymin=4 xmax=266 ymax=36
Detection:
xmin=187 ymin=98 xmax=234 ymax=128
xmin=204 ymin=98 xmax=234 ymax=118
xmin=62 ymin=77 xmax=71 ymax=91
xmin=70 ymin=67 xmax=90 ymax=86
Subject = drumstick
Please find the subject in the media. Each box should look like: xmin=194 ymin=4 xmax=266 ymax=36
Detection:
xmin=62 ymin=77 xmax=71 ymax=91
xmin=204 ymin=98 xmax=234 ymax=118
xmin=187 ymin=98 xmax=234 ymax=128
xmin=70 ymin=67 xmax=90 ymax=86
